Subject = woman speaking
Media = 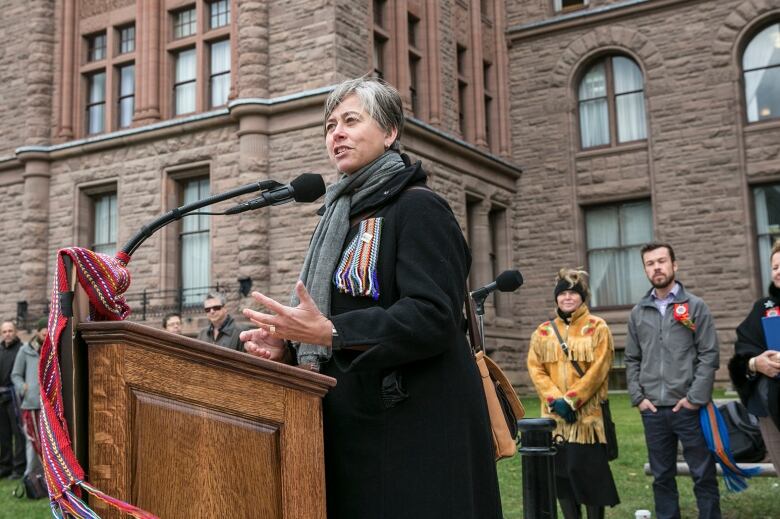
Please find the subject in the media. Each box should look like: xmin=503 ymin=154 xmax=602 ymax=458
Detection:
xmin=239 ymin=77 xmax=502 ymax=519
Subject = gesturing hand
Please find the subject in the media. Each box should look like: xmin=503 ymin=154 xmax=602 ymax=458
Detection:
xmin=242 ymin=280 xmax=333 ymax=350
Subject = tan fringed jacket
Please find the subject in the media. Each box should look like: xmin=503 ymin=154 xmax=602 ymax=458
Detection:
xmin=527 ymin=304 xmax=614 ymax=444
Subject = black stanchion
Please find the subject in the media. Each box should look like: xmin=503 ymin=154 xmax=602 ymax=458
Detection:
xmin=518 ymin=417 xmax=558 ymax=519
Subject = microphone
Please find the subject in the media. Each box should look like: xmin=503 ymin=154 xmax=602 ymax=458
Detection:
xmin=224 ymin=173 xmax=325 ymax=215
xmin=470 ymin=269 xmax=524 ymax=301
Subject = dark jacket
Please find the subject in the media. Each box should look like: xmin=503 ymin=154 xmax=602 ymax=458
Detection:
xmin=322 ymin=158 xmax=502 ymax=519
xmin=728 ymin=283 xmax=780 ymax=430
xmin=197 ymin=314 xmax=246 ymax=351
xmin=0 ymin=336 xmax=22 ymax=403
xmin=625 ymin=283 xmax=719 ymax=407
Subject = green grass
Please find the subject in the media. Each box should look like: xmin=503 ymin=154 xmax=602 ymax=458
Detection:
xmin=0 ymin=477 xmax=49 ymax=518
xmin=499 ymin=392 xmax=780 ymax=519
xmin=2 ymin=391 xmax=778 ymax=518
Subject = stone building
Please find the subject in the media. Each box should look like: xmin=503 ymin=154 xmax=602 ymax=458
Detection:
xmin=0 ymin=0 xmax=778 ymax=390
xmin=507 ymin=0 xmax=780 ymax=388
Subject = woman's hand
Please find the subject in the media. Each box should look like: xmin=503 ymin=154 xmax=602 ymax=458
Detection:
xmin=753 ymin=350 xmax=780 ymax=378
xmin=240 ymin=327 xmax=288 ymax=361
xmin=242 ymin=280 xmax=333 ymax=350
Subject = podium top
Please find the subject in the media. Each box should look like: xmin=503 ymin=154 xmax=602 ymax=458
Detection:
xmin=78 ymin=320 xmax=336 ymax=397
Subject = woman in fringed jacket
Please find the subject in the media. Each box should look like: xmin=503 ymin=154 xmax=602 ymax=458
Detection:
xmin=527 ymin=268 xmax=619 ymax=519
xmin=728 ymin=240 xmax=780 ymax=473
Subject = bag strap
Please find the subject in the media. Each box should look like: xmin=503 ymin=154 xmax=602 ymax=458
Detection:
xmin=549 ymin=319 xmax=585 ymax=378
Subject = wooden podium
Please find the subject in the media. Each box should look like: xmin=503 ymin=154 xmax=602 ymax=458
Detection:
xmin=73 ymin=321 xmax=335 ymax=519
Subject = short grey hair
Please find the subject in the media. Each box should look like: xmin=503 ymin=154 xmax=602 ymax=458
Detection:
xmin=324 ymin=77 xmax=405 ymax=150
xmin=204 ymin=292 xmax=226 ymax=306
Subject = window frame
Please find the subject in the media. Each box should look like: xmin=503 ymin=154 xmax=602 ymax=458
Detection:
xmin=583 ymin=199 xmax=654 ymax=310
xmin=76 ymin=182 xmax=119 ymax=256
xmin=741 ymin=21 xmax=780 ymax=125
xmin=576 ymin=54 xmax=647 ymax=151
xmin=752 ymin=183 xmax=780 ymax=292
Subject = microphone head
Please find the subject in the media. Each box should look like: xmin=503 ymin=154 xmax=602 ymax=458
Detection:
xmin=291 ymin=173 xmax=326 ymax=203
xmin=495 ymin=269 xmax=523 ymax=293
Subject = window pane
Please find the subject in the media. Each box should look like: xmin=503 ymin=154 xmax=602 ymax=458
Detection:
xmin=176 ymin=49 xmax=196 ymax=82
xmin=578 ymin=62 xmax=606 ymax=100
xmin=211 ymin=40 xmax=230 ymax=74
xmin=579 ymin=98 xmax=609 ymax=148
xmin=620 ymin=201 xmax=653 ymax=246
xmin=93 ymin=192 xmax=117 ymax=255
xmin=586 ymin=206 xmax=619 ymax=249
xmin=613 ymin=56 xmax=643 ymax=94
xmin=175 ymin=49 xmax=196 ymax=115
xmin=87 ymin=72 xmax=106 ymax=134
xmin=119 ymin=65 xmax=134 ymax=97
xmin=209 ymin=0 xmax=230 ymax=29
xmin=616 ymin=92 xmax=647 ymax=142
xmin=181 ymin=178 xmax=210 ymax=305
xmin=120 ymin=26 xmax=135 ymax=54
xmin=754 ymin=184 xmax=780 ymax=290
xmin=743 ymin=23 xmax=780 ymax=71
xmin=89 ymin=72 xmax=106 ymax=103
xmin=744 ymin=67 xmax=780 ymax=122
xmin=174 ymin=8 xmax=197 ymax=39
xmin=587 ymin=201 xmax=653 ymax=306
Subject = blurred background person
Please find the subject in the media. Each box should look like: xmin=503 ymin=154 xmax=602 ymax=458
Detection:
xmin=0 ymin=320 xmax=25 ymax=479
xmin=239 ymin=77 xmax=502 ymax=519
xmin=527 ymin=268 xmax=619 ymax=519
xmin=729 ymin=240 xmax=780 ymax=473
xmin=162 ymin=312 xmax=183 ymax=334
xmin=11 ymin=317 xmax=45 ymax=477
xmin=198 ymin=292 xmax=246 ymax=350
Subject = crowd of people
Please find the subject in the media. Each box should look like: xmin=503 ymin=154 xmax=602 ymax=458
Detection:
xmin=1 ymin=77 xmax=778 ymax=519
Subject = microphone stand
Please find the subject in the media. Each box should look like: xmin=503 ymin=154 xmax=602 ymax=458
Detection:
xmin=120 ymin=179 xmax=282 ymax=257
xmin=471 ymin=293 xmax=488 ymax=347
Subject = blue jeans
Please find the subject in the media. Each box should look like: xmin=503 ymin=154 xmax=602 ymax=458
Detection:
xmin=641 ymin=406 xmax=721 ymax=519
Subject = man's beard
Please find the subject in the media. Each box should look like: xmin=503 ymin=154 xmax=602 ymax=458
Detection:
xmin=651 ymin=272 xmax=675 ymax=290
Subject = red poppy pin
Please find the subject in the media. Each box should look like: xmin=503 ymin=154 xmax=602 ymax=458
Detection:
xmin=673 ymin=303 xmax=696 ymax=331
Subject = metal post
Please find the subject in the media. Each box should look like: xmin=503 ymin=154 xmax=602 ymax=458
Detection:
xmin=518 ymin=417 xmax=558 ymax=519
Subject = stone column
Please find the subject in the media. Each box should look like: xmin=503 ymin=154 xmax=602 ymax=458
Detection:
xmin=135 ymin=0 xmax=162 ymax=124
xmin=236 ymin=0 xmax=269 ymax=98
xmin=18 ymin=153 xmax=51 ymax=319
xmin=58 ymin=0 xmax=76 ymax=139
xmin=232 ymin=105 xmax=270 ymax=296
xmin=469 ymin=0 xmax=487 ymax=147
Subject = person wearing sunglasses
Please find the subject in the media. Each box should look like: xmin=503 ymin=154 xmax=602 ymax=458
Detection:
xmin=197 ymin=292 xmax=247 ymax=351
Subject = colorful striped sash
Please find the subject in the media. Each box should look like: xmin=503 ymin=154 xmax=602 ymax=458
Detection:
xmin=39 ymin=247 xmax=158 ymax=518
xmin=699 ymin=401 xmax=761 ymax=492
xmin=333 ymin=217 xmax=383 ymax=300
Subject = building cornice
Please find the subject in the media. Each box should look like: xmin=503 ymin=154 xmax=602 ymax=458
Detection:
xmin=12 ymin=85 xmax=521 ymax=186
xmin=507 ymin=0 xmax=700 ymax=43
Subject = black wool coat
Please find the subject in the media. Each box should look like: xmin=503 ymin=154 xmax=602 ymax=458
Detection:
xmin=728 ymin=283 xmax=780 ymax=430
xmin=322 ymin=158 xmax=503 ymax=519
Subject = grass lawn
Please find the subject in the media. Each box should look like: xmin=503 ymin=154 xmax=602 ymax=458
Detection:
xmin=1 ymin=391 xmax=778 ymax=518
xmin=499 ymin=392 xmax=780 ymax=519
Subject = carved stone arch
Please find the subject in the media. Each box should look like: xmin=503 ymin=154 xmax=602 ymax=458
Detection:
xmin=550 ymin=25 xmax=668 ymax=98
xmin=713 ymin=1 xmax=780 ymax=79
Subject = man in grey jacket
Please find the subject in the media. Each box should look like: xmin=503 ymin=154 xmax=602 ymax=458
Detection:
xmin=625 ymin=242 xmax=721 ymax=519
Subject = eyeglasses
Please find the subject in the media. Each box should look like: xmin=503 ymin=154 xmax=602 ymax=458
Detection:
xmin=204 ymin=305 xmax=224 ymax=313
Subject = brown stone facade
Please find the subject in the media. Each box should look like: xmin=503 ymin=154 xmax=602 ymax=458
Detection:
xmin=0 ymin=0 xmax=524 ymax=380
xmin=1 ymin=0 xmax=779 ymax=391
xmin=507 ymin=0 xmax=780 ymax=389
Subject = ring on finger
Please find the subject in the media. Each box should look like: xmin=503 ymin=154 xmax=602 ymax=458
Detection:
xmin=269 ymin=325 xmax=276 ymax=335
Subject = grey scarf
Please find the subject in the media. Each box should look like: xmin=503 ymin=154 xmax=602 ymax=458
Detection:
xmin=295 ymin=151 xmax=406 ymax=366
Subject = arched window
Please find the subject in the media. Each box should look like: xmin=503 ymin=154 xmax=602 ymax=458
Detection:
xmin=578 ymin=55 xmax=646 ymax=149
xmin=743 ymin=22 xmax=780 ymax=123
